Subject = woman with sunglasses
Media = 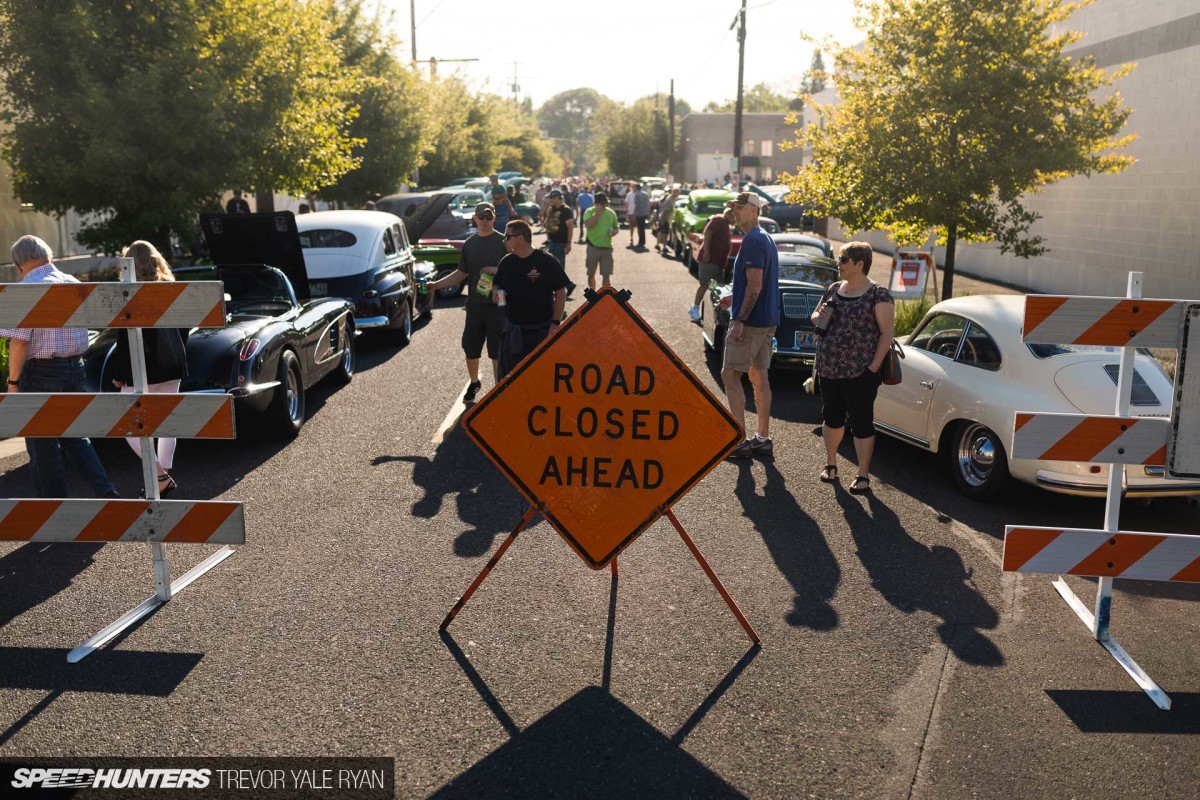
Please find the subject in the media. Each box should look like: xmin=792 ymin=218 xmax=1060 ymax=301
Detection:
xmin=811 ymin=241 xmax=895 ymax=493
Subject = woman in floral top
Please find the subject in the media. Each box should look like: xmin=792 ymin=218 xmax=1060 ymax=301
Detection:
xmin=810 ymin=241 xmax=895 ymax=493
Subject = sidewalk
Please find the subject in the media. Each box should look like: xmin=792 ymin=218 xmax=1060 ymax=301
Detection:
xmin=827 ymin=238 xmax=1028 ymax=299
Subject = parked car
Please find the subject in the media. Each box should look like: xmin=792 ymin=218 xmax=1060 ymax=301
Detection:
xmin=295 ymin=208 xmax=437 ymax=344
xmin=606 ymin=180 xmax=633 ymax=225
xmin=669 ymin=189 xmax=737 ymax=260
xmin=745 ymin=183 xmax=811 ymax=230
xmin=699 ymin=245 xmax=839 ymax=369
xmin=86 ymin=212 xmax=357 ymax=438
xmin=374 ymin=192 xmax=470 ymax=239
xmin=873 ymin=295 xmax=1200 ymax=500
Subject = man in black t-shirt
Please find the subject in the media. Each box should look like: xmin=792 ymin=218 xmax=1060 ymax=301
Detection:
xmin=425 ymin=202 xmax=508 ymax=401
xmin=542 ymin=189 xmax=576 ymax=295
xmin=494 ymin=219 xmax=568 ymax=379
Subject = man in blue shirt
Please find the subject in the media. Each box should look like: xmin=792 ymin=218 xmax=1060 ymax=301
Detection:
xmin=575 ymin=186 xmax=594 ymax=243
xmin=722 ymin=192 xmax=779 ymax=458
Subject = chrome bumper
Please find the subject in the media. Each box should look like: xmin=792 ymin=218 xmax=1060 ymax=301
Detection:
xmin=354 ymin=315 xmax=391 ymax=329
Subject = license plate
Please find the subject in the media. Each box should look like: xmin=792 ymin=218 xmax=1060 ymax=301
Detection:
xmin=794 ymin=331 xmax=818 ymax=350
xmin=310 ymin=282 xmax=327 ymax=296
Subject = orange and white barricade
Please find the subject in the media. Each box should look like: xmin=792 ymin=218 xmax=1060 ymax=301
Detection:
xmin=0 ymin=259 xmax=241 ymax=662
xmin=1004 ymin=272 xmax=1200 ymax=710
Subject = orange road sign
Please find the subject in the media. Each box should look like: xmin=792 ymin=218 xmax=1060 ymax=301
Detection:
xmin=462 ymin=289 xmax=742 ymax=569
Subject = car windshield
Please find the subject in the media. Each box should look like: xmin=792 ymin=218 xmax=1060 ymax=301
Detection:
xmin=779 ymin=263 xmax=838 ymax=285
xmin=299 ymin=229 xmax=357 ymax=249
xmin=694 ymin=201 xmax=728 ymax=215
xmin=776 ymin=241 xmax=827 ymax=258
xmin=220 ymin=268 xmax=293 ymax=308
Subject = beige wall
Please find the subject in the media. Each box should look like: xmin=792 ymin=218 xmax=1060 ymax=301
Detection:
xmin=0 ymin=160 xmax=92 ymax=271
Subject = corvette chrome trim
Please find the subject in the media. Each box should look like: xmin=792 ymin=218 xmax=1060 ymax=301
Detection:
xmin=875 ymin=421 xmax=930 ymax=448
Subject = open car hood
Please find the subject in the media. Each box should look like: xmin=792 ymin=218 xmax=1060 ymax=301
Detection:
xmin=200 ymin=213 xmax=310 ymax=301
xmin=402 ymin=193 xmax=455 ymax=244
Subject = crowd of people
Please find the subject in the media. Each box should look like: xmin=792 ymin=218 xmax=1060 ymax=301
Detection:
xmin=2 ymin=178 xmax=892 ymax=500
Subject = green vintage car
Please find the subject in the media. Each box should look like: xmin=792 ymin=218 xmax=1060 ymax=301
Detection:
xmin=668 ymin=189 xmax=736 ymax=261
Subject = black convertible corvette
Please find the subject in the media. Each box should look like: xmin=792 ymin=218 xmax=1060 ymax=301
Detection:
xmin=85 ymin=212 xmax=356 ymax=438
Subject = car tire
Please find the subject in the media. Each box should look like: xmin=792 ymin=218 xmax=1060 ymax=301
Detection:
xmin=389 ymin=300 xmax=413 ymax=347
xmin=948 ymin=420 xmax=1011 ymax=501
xmin=435 ymin=268 xmax=465 ymax=299
xmin=673 ymin=231 xmax=684 ymax=261
xmin=266 ymin=350 xmax=305 ymax=438
xmin=331 ymin=326 xmax=355 ymax=385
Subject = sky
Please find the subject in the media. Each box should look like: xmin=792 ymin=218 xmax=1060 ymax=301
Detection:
xmin=379 ymin=0 xmax=864 ymax=109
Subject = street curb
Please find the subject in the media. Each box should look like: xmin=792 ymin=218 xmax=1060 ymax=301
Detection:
xmin=0 ymin=438 xmax=25 ymax=460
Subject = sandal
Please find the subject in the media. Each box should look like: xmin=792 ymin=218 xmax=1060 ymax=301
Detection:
xmin=819 ymin=465 xmax=838 ymax=483
xmin=140 ymin=473 xmax=177 ymax=498
xmin=849 ymin=476 xmax=871 ymax=494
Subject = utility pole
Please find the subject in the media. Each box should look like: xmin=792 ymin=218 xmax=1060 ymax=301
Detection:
xmin=510 ymin=62 xmax=521 ymax=104
xmin=668 ymin=79 xmax=676 ymax=181
xmin=410 ymin=0 xmax=417 ymax=63
xmin=731 ymin=0 xmax=746 ymax=191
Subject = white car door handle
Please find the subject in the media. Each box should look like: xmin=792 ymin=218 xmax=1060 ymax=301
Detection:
xmin=920 ymin=380 xmax=935 ymax=389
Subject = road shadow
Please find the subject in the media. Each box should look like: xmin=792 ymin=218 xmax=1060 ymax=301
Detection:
xmin=732 ymin=460 xmax=840 ymax=630
xmin=1046 ymin=690 xmax=1200 ymax=733
xmin=0 ymin=542 xmax=102 ymax=629
xmin=374 ymin=424 xmax=524 ymax=558
xmin=836 ymin=486 xmax=1004 ymax=666
xmin=435 ymin=630 xmax=754 ymax=799
xmin=0 ymin=646 xmax=203 ymax=746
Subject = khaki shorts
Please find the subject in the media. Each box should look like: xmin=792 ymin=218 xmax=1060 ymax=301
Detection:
xmin=723 ymin=324 xmax=776 ymax=373
xmin=586 ymin=244 xmax=614 ymax=276
xmin=697 ymin=260 xmax=723 ymax=285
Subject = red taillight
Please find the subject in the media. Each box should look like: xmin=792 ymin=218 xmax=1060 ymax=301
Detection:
xmin=239 ymin=339 xmax=262 ymax=361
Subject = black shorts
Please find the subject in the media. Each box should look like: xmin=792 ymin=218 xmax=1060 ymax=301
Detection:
xmin=462 ymin=303 xmax=506 ymax=360
xmin=820 ymin=369 xmax=881 ymax=438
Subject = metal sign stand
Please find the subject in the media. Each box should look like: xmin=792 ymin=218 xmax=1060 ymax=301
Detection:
xmin=66 ymin=258 xmax=236 ymax=663
xmin=441 ymin=505 xmax=759 ymax=645
xmin=1044 ymin=272 xmax=1170 ymax=710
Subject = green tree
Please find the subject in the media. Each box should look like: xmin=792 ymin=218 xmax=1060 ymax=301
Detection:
xmin=603 ymin=96 xmax=671 ymax=178
xmin=787 ymin=0 xmax=1134 ymax=298
xmin=536 ymin=88 xmax=619 ymax=174
xmin=418 ymin=78 xmax=497 ymax=186
xmin=320 ymin=0 xmax=426 ymax=205
xmin=0 ymin=0 xmax=362 ymax=255
xmin=704 ymin=83 xmax=797 ymax=113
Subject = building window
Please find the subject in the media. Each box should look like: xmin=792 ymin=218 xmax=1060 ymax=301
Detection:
xmin=761 ymin=140 xmax=774 ymax=157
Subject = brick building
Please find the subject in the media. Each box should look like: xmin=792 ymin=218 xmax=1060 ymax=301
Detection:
xmin=674 ymin=112 xmax=806 ymax=185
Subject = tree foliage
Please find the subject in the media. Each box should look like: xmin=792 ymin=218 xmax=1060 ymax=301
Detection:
xmin=0 ymin=0 xmax=363 ymax=255
xmin=786 ymin=0 xmax=1134 ymax=297
xmin=603 ymin=97 xmax=670 ymax=178
xmin=536 ymin=88 xmax=620 ymax=174
xmin=320 ymin=0 xmax=426 ymax=204
xmin=705 ymin=83 xmax=799 ymax=113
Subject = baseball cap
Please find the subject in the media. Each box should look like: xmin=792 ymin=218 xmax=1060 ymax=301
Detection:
xmin=548 ymin=189 xmax=563 ymax=198
xmin=491 ymin=186 xmax=507 ymax=196
xmin=475 ymin=202 xmax=495 ymax=215
xmin=730 ymin=192 xmax=768 ymax=209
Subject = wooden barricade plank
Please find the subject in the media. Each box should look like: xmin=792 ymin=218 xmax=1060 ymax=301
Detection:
xmin=1012 ymin=413 xmax=1168 ymax=465
xmin=0 ymin=394 xmax=235 ymax=439
xmin=0 ymin=282 xmax=226 ymax=329
xmin=1004 ymin=525 xmax=1200 ymax=582
xmin=0 ymin=499 xmax=245 ymax=544
xmin=1023 ymin=296 xmax=1183 ymax=347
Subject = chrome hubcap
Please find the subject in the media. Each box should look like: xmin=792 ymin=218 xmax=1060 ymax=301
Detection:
xmin=342 ymin=343 xmax=353 ymax=373
xmin=287 ymin=369 xmax=300 ymax=420
xmin=957 ymin=423 xmax=995 ymax=487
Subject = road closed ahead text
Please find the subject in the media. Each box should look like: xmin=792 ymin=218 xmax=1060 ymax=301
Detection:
xmin=531 ymin=363 xmax=673 ymax=489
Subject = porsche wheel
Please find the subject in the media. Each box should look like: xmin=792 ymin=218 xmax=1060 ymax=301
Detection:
xmin=267 ymin=350 xmax=305 ymax=438
xmin=948 ymin=421 xmax=1011 ymax=501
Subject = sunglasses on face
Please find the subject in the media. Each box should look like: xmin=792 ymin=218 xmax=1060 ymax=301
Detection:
xmin=503 ymin=233 xmax=526 ymax=241
xmin=477 ymin=213 xmax=494 ymax=220
xmin=839 ymin=255 xmax=853 ymax=264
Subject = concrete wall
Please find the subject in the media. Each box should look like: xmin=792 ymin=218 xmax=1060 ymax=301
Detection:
xmin=677 ymin=113 xmax=806 ymax=184
xmin=835 ymin=0 xmax=1200 ymax=300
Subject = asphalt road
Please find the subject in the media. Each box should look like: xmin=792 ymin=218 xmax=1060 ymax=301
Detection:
xmin=1 ymin=237 xmax=1198 ymax=799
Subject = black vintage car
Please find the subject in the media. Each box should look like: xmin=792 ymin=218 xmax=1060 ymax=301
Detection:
xmin=700 ymin=235 xmax=838 ymax=370
xmin=85 ymin=212 xmax=356 ymax=438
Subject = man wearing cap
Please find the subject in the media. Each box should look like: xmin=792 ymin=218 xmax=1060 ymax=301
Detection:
xmin=491 ymin=185 xmax=514 ymax=233
xmin=582 ymin=192 xmax=619 ymax=291
xmin=722 ymin=191 xmax=780 ymax=458
xmin=543 ymin=189 xmax=576 ymax=290
xmin=493 ymin=219 xmax=569 ymax=379
xmin=424 ymin=203 xmax=508 ymax=402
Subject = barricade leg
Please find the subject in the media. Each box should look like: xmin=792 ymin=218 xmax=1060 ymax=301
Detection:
xmin=440 ymin=506 xmax=538 ymax=630
xmin=665 ymin=509 xmax=759 ymax=645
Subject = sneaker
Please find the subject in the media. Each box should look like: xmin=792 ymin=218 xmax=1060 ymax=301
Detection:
xmin=464 ymin=381 xmax=482 ymax=403
xmin=750 ymin=436 xmax=773 ymax=456
xmin=688 ymin=305 xmax=702 ymax=322
xmin=726 ymin=440 xmax=753 ymax=459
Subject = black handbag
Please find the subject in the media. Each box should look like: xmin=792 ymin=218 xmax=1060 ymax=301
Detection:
xmin=879 ymin=340 xmax=904 ymax=385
